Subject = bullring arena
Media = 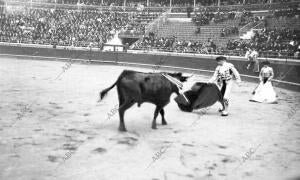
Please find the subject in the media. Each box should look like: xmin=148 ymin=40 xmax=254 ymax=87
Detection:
xmin=0 ymin=0 xmax=300 ymax=180
xmin=0 ymin=54 xmax=299 ymax=180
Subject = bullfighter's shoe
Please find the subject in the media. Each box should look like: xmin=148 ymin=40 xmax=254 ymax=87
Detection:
xmin=221 ymin=111 xmax=228 ymax=116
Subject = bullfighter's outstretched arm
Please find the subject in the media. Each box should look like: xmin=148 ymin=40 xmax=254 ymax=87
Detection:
xmin=230 ymin=65 xmax=241 ymax=83
xmin=208 ymin=67 xmax=219 ymax=83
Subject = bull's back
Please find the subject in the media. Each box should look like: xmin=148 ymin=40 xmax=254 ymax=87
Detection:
xmin=118 ymin=70 xmax=174 ymax=104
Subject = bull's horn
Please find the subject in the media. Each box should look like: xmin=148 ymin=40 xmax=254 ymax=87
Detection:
xmin=97 ymin=95 xmax=102 ymax=102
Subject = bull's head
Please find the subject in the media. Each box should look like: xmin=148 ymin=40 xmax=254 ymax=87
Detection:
xmin=167 ymin=72 xmax=190 ymax=82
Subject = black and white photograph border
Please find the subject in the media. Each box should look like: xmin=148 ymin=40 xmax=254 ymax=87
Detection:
xmin=0 ymin=1 xmax=300 ymax=180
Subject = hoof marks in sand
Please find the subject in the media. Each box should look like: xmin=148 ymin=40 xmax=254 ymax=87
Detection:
xmin=217 ymin=145 xmax=227 ymax=149
xmin=48 ymin=155 xmax=59 ymax=163
xmin=83 ymin=113 xmax=90 ymax=116
xmin=62 ymin=144 xmax=78 ymax=151
xmin=93 ymin=147 xmax=107 ymax=154
xmin=117 ymin=137 xmax=138 ymax=146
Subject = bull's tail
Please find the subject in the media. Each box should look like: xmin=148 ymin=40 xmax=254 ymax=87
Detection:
xmin=98 ymin=71 xmax=125 ymax=102
xmin=98 ymin=82 xmax=117 ymax=102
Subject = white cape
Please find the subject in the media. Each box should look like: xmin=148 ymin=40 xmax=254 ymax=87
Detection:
xmin=251 ymin=81 xmax=277 ymax=103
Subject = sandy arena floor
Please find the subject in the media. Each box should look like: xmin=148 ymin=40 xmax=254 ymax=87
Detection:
xmin=0 ymin=57 xmax=299 ymax=180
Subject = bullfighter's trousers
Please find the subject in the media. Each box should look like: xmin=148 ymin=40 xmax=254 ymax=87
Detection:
xmin=218 ymin=79 xmax=233 ymax=116
xmin=220 ymin=79 xmax=233 ymax=100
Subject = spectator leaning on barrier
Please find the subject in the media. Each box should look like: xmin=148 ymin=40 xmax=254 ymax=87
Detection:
xmin=245 ymin=48 xmax=259 ymax=72
xmin=250 ymin=48 xmax=259 ymax=73
xmin=245 ymin=48 xmax=252 ymax=69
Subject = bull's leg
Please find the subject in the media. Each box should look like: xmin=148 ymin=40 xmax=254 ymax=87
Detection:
xmin=118 ymin=100 xmax=135 ymax=132
xmin=117 ymin=86 xmax=124 ymax=105
xmin=152 ymin=106 xmax=162 ymax=129
xmin=137 ymin=83 xmax=145 ymax=107
xmin=160 ymin=108 xmax=167 ymax=125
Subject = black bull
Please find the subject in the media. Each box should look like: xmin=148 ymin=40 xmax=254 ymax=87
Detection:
xmin=99 ymin=70 xmax=189 ymax=131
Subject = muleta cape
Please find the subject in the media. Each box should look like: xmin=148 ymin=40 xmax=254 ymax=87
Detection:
xmin=174 ymin=82 xmax=223 ymax=112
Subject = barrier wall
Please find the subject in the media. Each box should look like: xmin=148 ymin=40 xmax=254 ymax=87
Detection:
xmin=0 ymin=44 xmax=299 ymax=91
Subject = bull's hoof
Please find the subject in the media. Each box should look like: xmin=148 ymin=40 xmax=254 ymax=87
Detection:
xmin=162 ymin=120 xmax=167 ymax=125
xmin=118 ymin=126 xmax=127 ymax=132
xmin=151 ymin=125 xmax=157 ymax=129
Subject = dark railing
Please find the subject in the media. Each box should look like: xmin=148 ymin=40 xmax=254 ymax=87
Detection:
xmin=118 ymin=32 xmax=144 ymax=38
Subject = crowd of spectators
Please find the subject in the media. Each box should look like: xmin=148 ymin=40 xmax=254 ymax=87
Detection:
xmin=132 ymin=33 xmax=218 ymax=53
xmin=1 ymin=1 xmax=299 ymax=59
xmin=52 ymin=0 xmax=123 ymax=6
xmin=48 ymin=0 xmax=297 ymax=7
xmin=120 ymin=22 xmax=146 ymax=36
xmin=171 ymin=0 xmax=298 ymax=13
xmin=52 ymin=0 xmax=211 ymax=7
xmin=192 ymin=10 xmax=214 ymax=26
xmin=238 ymin=10 xmax=254 ymax=26
xmin=192 ymin=9 xmax=236 ymax=26
xmin=131 ymin=26 xmax=300 ymax=59
xmin=220 ymin=26 xmax=239 ymax=37
xmin=212 ymin=0 xmax=295 ymax=5
xmin=0 ymin=9 xmax=133 ymax=47
xmin=273 ymin=8 xmax=300 ymax=18
xmin=119 ymin=11 xmax=161 ymax=36
xmin=51 ymin=0 xmax=171 ymax=7
xmin=226 ymin=28 xmax=300 ymax=58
